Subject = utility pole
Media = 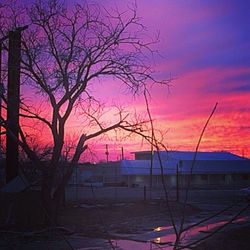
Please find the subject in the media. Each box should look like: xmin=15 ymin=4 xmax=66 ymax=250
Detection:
xmin=6 ymin=26 xmax=27 ymax=183
xmin=105 ymin=144 xmax=109 ymax=163
xmin=149 ymin=144 xmax=153 ymax=200
xmin=176 ymin=163 xmax=179 ymax=202
xmin=121 ymin=147 xmax=124 ymax=160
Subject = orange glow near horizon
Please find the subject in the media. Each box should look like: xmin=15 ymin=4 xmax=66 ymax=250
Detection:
xmin=16 ymin=64 xmax=250 ymax=161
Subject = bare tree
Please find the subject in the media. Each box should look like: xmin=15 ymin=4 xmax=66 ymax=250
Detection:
xmin=0 ymin=0 xmax=167 ymax=223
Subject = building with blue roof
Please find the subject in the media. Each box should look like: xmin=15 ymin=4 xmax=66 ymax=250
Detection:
xmin=121 ymin=151 xmax=250 ymax=188
xmin=71 ymin=151 xmax=250 ymax=189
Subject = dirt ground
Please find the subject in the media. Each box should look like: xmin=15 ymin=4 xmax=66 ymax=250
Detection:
xmin=2 ymin=200 xmax=250 ymax=249
xmin=59 ymin=200 xmax=250 ymax=250
xmin=194 ymin=224 xmax=250 ymax=250
xmin=59 ymin=200 xmax=199 ymax=238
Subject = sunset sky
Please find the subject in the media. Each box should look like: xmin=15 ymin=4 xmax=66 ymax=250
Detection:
xmin=6 ymin=0 xmax=249 ymax=162
xmin=82 ymin=0 xmax=250 ymax=161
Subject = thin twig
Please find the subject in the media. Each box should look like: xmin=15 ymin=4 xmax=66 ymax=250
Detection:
xmin=144 ymin=88 xmax=178 ymax=237
xmin=179 ymin=203 xmax=250 ymax=249
xmin=176 ymin=102 xmax=218 ymax=248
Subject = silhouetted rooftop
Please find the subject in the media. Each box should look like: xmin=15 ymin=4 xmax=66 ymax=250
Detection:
xmin=133 ymin=150 xmax=248 ymax=161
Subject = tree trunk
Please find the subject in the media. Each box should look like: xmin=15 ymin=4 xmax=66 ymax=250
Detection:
xmin=41 ymin=168 xmax=57 ymax=225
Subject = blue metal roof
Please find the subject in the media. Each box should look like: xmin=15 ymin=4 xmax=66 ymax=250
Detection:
xmin=153 ymin=151 xmax=248 ymax=161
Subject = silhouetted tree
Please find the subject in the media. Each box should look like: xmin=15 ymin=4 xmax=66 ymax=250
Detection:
xmin=0 ymin=0 xmax=166 ymax=223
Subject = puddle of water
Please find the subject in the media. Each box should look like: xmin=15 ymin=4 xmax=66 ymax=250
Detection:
xmin=152 ymin=225 xmax=176 ymax=245
xmin=153 ymin=216 xmax=248 ymax=245
xmin=232 ymin=217 xmax=247 ymax=224
xmin=113 ymin=239 xmax=172 ymax=250
xmin=153 ymin=226 xmax=173 ymax=232
xmin=152 ymin=234 xmax=175 ymax=245
xmin=112 ymin=216 xmax=248 ymax=249
xmin=112 ymin=240 xmax=151 ymax=250
xmin=184 ymin=216 xmax=247 ymax=238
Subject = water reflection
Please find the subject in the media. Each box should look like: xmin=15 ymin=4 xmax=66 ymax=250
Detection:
xmin=154 ymin=237 xmax=161 ymax=244
xmin=153 ymin=226 xmax=172 ymax=232
xmin=113 ymin=239 xmax=172 ymax=250
xmin=154 ymin=227 xmax=161 ymax=232
xmin=152 ymin=216 xmax=248 ymax=246
xmin=152 ymin=233 xmax=175 ymax=245
xmin=113 ymin=216 xmax=248 ymax=249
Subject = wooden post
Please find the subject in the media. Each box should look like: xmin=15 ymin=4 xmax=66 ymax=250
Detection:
xmin=149 ymin=146 xmax=153 ymax=200
xmin=5 ymin=26 xmax=27 ymax=183
xmin=6 ymin=30 xmax=21 ymax=183
xmin=144 ymin=185 xmax=147 ymax=202
xmin=176 ymin=163 xmax=179 ymax=202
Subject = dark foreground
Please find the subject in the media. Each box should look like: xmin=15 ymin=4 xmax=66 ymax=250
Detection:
xmin=59 ymin=200 xmax=199 ymax=238
xmin=194 ymin=225 xmax=250 ymax=250
xmin=0 ymin=200 xmax=198 ymax=249
xmin=1 ymin=190 xmax=250 ymax=249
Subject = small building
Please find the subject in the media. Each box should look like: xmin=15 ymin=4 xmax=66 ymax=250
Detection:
xmin=69 ymin=161 xmax=124 ymax=187
xmin=123 ymin=151 xmax=250 ymax=188
xmin=70 ymin=151 xmax=250 ymax=189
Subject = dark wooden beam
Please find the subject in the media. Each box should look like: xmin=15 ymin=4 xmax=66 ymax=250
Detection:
xmin=6 ymin=30 xmax=22 ymax=183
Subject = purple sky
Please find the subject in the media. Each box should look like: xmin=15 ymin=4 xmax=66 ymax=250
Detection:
xmin=91 ymin=0 xmax=250 ymax=160
xmin=19 ymin=0 xmax=250 ymax=160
